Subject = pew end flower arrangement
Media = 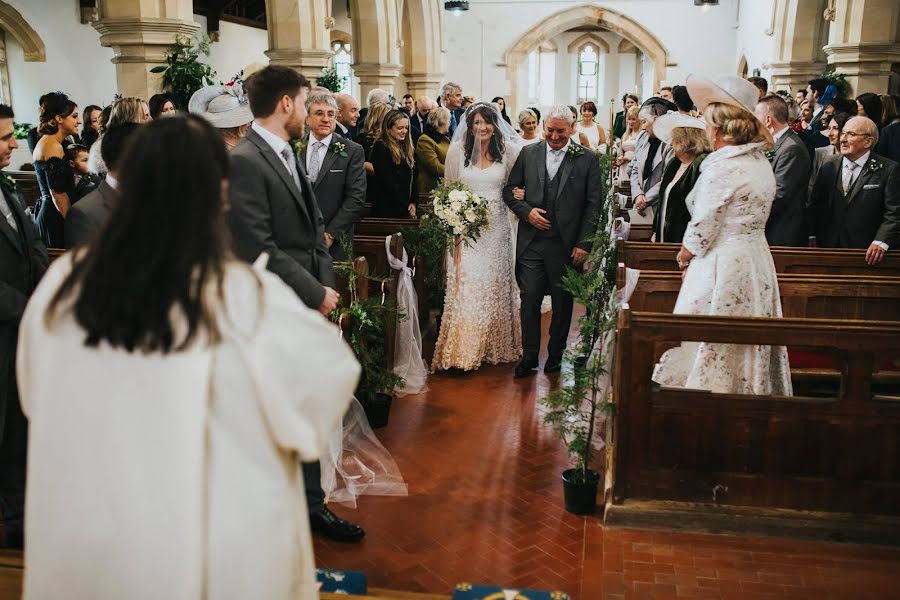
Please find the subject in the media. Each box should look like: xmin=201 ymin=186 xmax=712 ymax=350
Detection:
xmin=539 ymin=150 xmax=619 ymax=515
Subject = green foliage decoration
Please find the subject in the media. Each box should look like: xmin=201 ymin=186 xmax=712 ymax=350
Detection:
xmin=822 ymin=70 xmax=852 ymax=99
xmin=13 ymin=122 xmax=32 ymax=140
xmin=150 ymin=34 xmax=217 ymax=111
xmin=401 ymin=213 xmax=451 ymax=312
xmin=317 ymin=66 xmax=343 ymax=93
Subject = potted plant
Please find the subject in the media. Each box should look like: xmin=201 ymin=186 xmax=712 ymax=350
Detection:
xmin=332 ymin=243 xmax=404 ymax=428
xmin=317 ymin=66 xmax=343 ymax=93
xmin=539 ymin=151 xmax=618 ymax=515
xmin=150 ymin=34 xmax=217 ymax=111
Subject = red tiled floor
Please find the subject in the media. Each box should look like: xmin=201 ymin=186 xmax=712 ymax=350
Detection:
xmin=313 ymin=317 xmax=900 ymax=599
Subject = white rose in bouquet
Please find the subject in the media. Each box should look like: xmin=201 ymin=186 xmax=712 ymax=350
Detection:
xmin=464 ymin=209 xmax=477 ymax=222
xmin=449 ymin=200 xmax=462 ymax=213
xmin=448 ymin=190 xmax=468 ymax=204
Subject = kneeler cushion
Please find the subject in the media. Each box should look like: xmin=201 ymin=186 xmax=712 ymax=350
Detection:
xmin=452 ymin=582 xmax=571 ymax=600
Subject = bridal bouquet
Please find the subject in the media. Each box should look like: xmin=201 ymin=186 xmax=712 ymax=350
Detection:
xmin=430 ymin=179 xmax=489 ymax=246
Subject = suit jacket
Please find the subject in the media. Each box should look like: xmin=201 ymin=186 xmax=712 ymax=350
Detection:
xmin=0 ymin=179 xmax=48 ymax=437
xmin=810 ymin=153 xmax=900 ymax=249
xmin=876 ymin=121 xmax=900 ymax=163
xmin=765 ymin=129 xmax=812 ymax=246
xmin=298 ymin=135 xmax=366 ymax=259
xmin=409 ymin=113 xmax=427 ymax=144
xmin=629 ymin=131 xmax=671 ymax=208
xmin=652 ymin=152 xmax=708 ymax=244
xmin=65 ymin=180 xmax=117 ymax=249
xmin=502 ymin=141 xmax=602 ymax=259
xmin=414 ymin=131 xmax=450 ymax=196
xmin=228 ymin=128 xmax=335 ymax=309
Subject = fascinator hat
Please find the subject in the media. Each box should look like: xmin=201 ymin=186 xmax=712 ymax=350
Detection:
xmin=653 ymin=113 xmax=706 ymax=146
xmin=686 ymin=74 xmax=773 ymax=145
xmin=188 ymin=78 xmax=253 ymax=129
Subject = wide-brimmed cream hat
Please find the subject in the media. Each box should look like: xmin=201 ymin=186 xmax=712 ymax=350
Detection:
xmin=686 ymin=74 xmax=773 ymax=145
xmin=188 ymin=84 xmax=253 ymax=129
xmin=653 ymin=112 xmax=706 ymax=145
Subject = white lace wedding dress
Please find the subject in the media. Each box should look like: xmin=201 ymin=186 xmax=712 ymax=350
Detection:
xmin=431 ymin=142 xmax=522 ymax=371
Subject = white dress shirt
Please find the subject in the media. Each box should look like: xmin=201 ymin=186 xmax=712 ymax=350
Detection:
xmin=772 ymin=125 xmax=789 ymax=145
xmin=305 ymin=132 xmax=333 ymax=174
xmin=545 ymin=139 xmax=571 ymax=180
xmin=251 ymin=122 xmax=294 ymax=174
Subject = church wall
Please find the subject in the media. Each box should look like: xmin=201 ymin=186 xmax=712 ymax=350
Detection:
xmin=442 ymin=0 xmax=740 ymax=116
xmin=192 ymin=15 xmax=269 ymax=81
xmin=734 ymin=0 xmax=776 ymax=80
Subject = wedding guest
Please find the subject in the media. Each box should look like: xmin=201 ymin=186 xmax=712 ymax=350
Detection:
xmin=630 ymin=98 xmax=675 ymax=218
xmin=809 ymin=112 xmax=852 ymax=198
xmin=806 ymin=77 xmax=830 ymax=133
xmin=747 ymin=76 xmax=768 ymax=100
xmin=798 ymin=100 xmax=814 ymax=128
xmin=574 ymin=101 xmax=608 ymax=152
xmin=651 ymin=113 xmax=711 ymax=243
xmin=672 ymin=85 xmax=694 ymax=114
xmin=33 ymin=92 xmax=81 ymax=247
xmin=401 ymin=94 xmax=415 ymax=115
xmin=98 ymin=105 xmax=112 ymax=133
xmin=410 ymin=96 xmax=435 ymax=143
xmin=876 ymin=118 xmax=900 ymax=162
xmin=659 ymin=86 xmax=674 ymax=102
xmin=334 ymin=92 xmax=361 ymax=139
xmin=0 ymin=103 xmax=47 ymax=550
xmin=795 ymin=88 xmax=807 ymax=107
xmin=88 ymin=97 xmax=150 ymax=174
xmin=298 ymin=92 xmax=366 ymax=259
xmin=189 ymin=84 xmax=254 ymax=150
xmin=80 ymin=104 xmax=103 ymax=149
xmin=856 ymin=92 xmax=883 ymax=129
xmin=492 ymin=96 xmax=512 ymax=125
xmin=613 ymin=94 xmax=639 ymax=140
xmin=653 ymin=74 xmax=791 ymax=395
xmin=370 ymin=109 xmax=416 ymax=218
xmin=358 ymin=101 xmax=392 ymax=207
xmin=415 ymin=106 xmax=451 ymax=197
xmin=19 ymin=114 xmax=360 ymax=598
xmin=614 ymin=105 xmax=641 ymax=184
xmin=148 ymin=93 xmax=176 ymax=119
xmin=810 ymin=116 xmax=899 ymax=264
xmin=356 ymin=88 xmax=391 ymax=132
xmin=880 ymin=95 xmax=899 ymax=128
xmin=755 ymin=94 xmax=812 ymax=246
xmin=461 ymin=96 xmax=475 ymax=110
xmin=441 ymin=82 xmax=465 ymax=134
xmin=518 ymin=109 xmax=541 ymax=145
xmin=65 ymin=144 xmax=100 ymax=203
xmin=65 ymin=123 xmax=140 ymax=248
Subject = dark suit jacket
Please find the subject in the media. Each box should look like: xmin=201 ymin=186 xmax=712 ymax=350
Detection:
xmin=65 ymin=180 xmax=117 ymax=249
xmin=228 ymin=128 xmax=335 ymax=309
xmin=876 ymin=122 xmax=900 ymax=163
xmin=298 ymin=135 xmax=366 ymax=259
xmin=0 ymin=180 xmax=48 ymax=437
xmin=810 ymin=153 xmax=900 ymax=249
xmin=765 ymin=129 xmax=812 ymax=246
xmin=502 ymin=141 xmax=602 ymax=259
xmin=652 ymin=152 xmax=708 ymax=244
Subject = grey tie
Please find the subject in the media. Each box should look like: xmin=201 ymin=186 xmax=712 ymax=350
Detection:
xmin=280 ymin=145 xmax=303 ymax=191
xmin=842 ymin=161 xmax=859 ymax=193
xmin=0 ymin=190 xmax=18 ymax=233
xmin=308 ymin=141 xmax=325 ymax=181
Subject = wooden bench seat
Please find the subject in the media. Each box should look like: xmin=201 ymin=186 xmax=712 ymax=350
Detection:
xmin=9 ymin=171 xmax=39 ymax=210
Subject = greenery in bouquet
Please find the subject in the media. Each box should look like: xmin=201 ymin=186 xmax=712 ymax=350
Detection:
xmin=430 ymin=179 xmax=490 ymax=247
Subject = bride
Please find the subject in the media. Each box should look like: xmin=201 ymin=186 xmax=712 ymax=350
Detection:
xmin=432 ymin=103 xmax=523 ymax=371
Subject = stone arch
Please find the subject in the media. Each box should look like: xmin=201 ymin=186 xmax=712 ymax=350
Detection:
xmin=0 ymin=0 xmax=45 ymax=62
xmin=350 ymin=0 xmax=401 ymax=96
xmin=330 ymin=29 xmax=351 ymax=45
xmin=566 ymin=33 xmax=610 ymax=55
xmin=618 ymin=39 xmax=637 ymax=54
xmin=503 ymin=4 xmax=670 ymax=112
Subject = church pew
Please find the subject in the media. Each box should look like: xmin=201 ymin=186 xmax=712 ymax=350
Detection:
xmin=334 ymin=256 xmax=369 ymax=306
xmin=628 ymin=223 xmax=653 ymax=242
xmin=607 ymin=307 xmax=900 ymax=539
xmin=619 ymin=239 xmax=900 ymax=276
xmin=9 ymin=171 xmax=39 ymax=210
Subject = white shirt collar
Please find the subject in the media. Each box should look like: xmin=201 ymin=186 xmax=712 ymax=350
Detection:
xmin=336 ymin=122 xmax=348 ymax=134
xmin=251 ymin=122 xmax=290 ymax=157
xmin=844 ymin=151 xmax=870 ymax=170
xmin=546 ymin=139 xmax=571 ymax=155
xmin=105 ymin=173 xmax=119 ymax=190
xmin=309 ymin=132 xmax=333 ymax=148
xmin=772 ymin=126 xmax=790 ymax=142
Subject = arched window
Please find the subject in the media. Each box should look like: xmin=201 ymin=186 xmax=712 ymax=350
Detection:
xmin=577 ymin=44 xmax=599 ymax=102
xmin=332 ymin=41 xmax=352 ymax=94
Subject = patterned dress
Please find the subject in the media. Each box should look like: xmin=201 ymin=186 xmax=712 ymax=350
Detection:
xmin=652 ymin=142 xmax=794 ymax=395
xmin=431 ymin=143 xmax=522 ymax=371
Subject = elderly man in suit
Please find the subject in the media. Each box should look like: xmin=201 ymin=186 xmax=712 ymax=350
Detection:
xmin=441 ymin=82 xmax=465 ymax=136
xmin=630 ymin=98 xmax=675 ymax=219
xmin=0 ymin=104 xmax=48 ymax=548
xmin=503 ymin=105 xmax=602 ymax=377
xmin=299 ymin=92 xmax=366 ymax=260
xmin=228 ymin=66 xmax=364 ymax=542
xmin=810 ymin=116 xmax=900 ymax=265
xmin=755 ymin=95 xmax=812 ymax=246
xmin=334 ymin=93 xmax=360 ymax=141
xmin=65 ymin=122 xmax=141 ymax=248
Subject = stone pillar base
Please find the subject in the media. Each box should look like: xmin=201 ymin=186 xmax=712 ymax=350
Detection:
xmin=403 ymin=71 xmax=444 ymax=101
xmin=768 ymin=61 xmax=827 ymax=94
xmin=265 ymin=47 xmax=334 ymax=83
xmin=353 ymin=63 xmax=402 ymax=99
xmin=824 ymin=43 xmax=900 ymax=95
xmin=94 ymin=17 xmax=199 ymax=100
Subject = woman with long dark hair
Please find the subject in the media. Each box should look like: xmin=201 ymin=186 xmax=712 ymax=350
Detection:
xmin=492 ymin=96 xmax=512 ymax=125
xmin=369 ymin=108 xmax=417 ymax=217
xmin=80 ymin=104 xmax=103 ymax=149
xmin=856 ymin=92 xmax=883 ymax=129
xmin=32 ymin=92 xmax=82 ymax=247
xmin=148 ymin=93 xmax=177 ymax=119
xmin=18 ymin=114 xmax=359 ymax=599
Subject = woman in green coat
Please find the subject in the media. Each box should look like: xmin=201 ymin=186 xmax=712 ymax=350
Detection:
xmin=415 ymin=106 xmax=452 ymax=197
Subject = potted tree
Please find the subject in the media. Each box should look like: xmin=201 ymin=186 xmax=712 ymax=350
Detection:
xmin=539 ymin=152 xmax=618 ymax=515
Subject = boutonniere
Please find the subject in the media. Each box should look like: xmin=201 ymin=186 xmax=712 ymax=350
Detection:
xmin=863 ymin=159 xmax=883 ymax=176
xmin=290 ymin=139 xmax=306 ymax=158
xmin=0 ymin=172 xmax=17 ymax=195
xmin=330 ymin=141 xmax=348 ymax=158
xmin=764 ymin=149 xmax=777 ymax=161
xmin=566 ymin=144 xmax=585 ymax=158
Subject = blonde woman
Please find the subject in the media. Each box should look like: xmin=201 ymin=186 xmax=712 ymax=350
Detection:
xmin=614 ymin=105 xmax=640 ymax=183
xmin=415 ymin=106 xmax=451 ymax=196
xmin=370 ymin=109 xmax=416 ymax=218
xmin=88 ymin=96 xmax=151 ymax=174
xmin=653 ymin=74 xmax=791 ymax=396
xmin=517 ymin=109 xmax=540 ymax=145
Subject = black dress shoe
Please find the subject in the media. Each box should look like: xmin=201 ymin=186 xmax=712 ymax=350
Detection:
xmin=514 ymin=360 xmax=538 ymax=378
xmin=310 ymin=507 xmax=365 ymax=543
xmin=544 ymin=357 xmax=563 ymax=373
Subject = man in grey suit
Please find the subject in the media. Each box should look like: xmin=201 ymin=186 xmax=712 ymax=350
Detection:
xmin=630 ymin=98 xmax=675 ymax=218
xmin=228 ymin=66 xmax=364 ymax=542
xmin=755 ymin=95 xmax=812 ymax=247
xmin=0 ymin=105 xmax=47 ymax=548
xmin=65 ymin=122 xmax=141 ymax=248
xmin=503 ymin=105 xmax=602 ymax=377
xmin=298 ymin=92 xmax=366 ymax=260
xmin=810 ymin=116 xmax=899 ymax=265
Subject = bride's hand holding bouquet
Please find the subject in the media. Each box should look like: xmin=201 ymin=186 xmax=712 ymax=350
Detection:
xmin=431 ymin=179 xmax=489 ymax=248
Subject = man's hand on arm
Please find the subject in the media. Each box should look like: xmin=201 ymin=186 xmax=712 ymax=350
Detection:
xmin=527 ymin=208 xmax=551 ymax=230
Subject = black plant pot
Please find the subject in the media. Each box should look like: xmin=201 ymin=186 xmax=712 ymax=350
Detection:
xmin=561 ymin=468 xmax=600 ymax=515
xmin=363 ymin=393 xmax=393 ymax=429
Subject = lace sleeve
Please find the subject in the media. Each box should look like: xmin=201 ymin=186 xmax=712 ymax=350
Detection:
xmin=444 ymin=142 xmax=463 ymax=183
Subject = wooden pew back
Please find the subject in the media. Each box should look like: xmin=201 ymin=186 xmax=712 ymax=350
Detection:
xmin=10 ymin=171 xmax=40 ymax=210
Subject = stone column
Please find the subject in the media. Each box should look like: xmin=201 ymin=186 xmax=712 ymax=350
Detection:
xmin=94 ymin=0 xmax=199 ymax=100
xmin=824 ymin=0 xmax=900 ymax=94
xmin=265 ymin=0 xmax=334 ymax=82
xmin=401 ymin=0 xmax=444 ymax=99
xmin=0 ymin=30 xmax=11 ymax=106
xmin=351 ymin=0 xmax=402 ymax=98
xmin=767 ymin=0 xmax=828 ymax=93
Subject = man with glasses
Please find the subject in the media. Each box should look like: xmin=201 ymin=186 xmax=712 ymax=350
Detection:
xmin=809 ymin=116 xmax=899 ymax=264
